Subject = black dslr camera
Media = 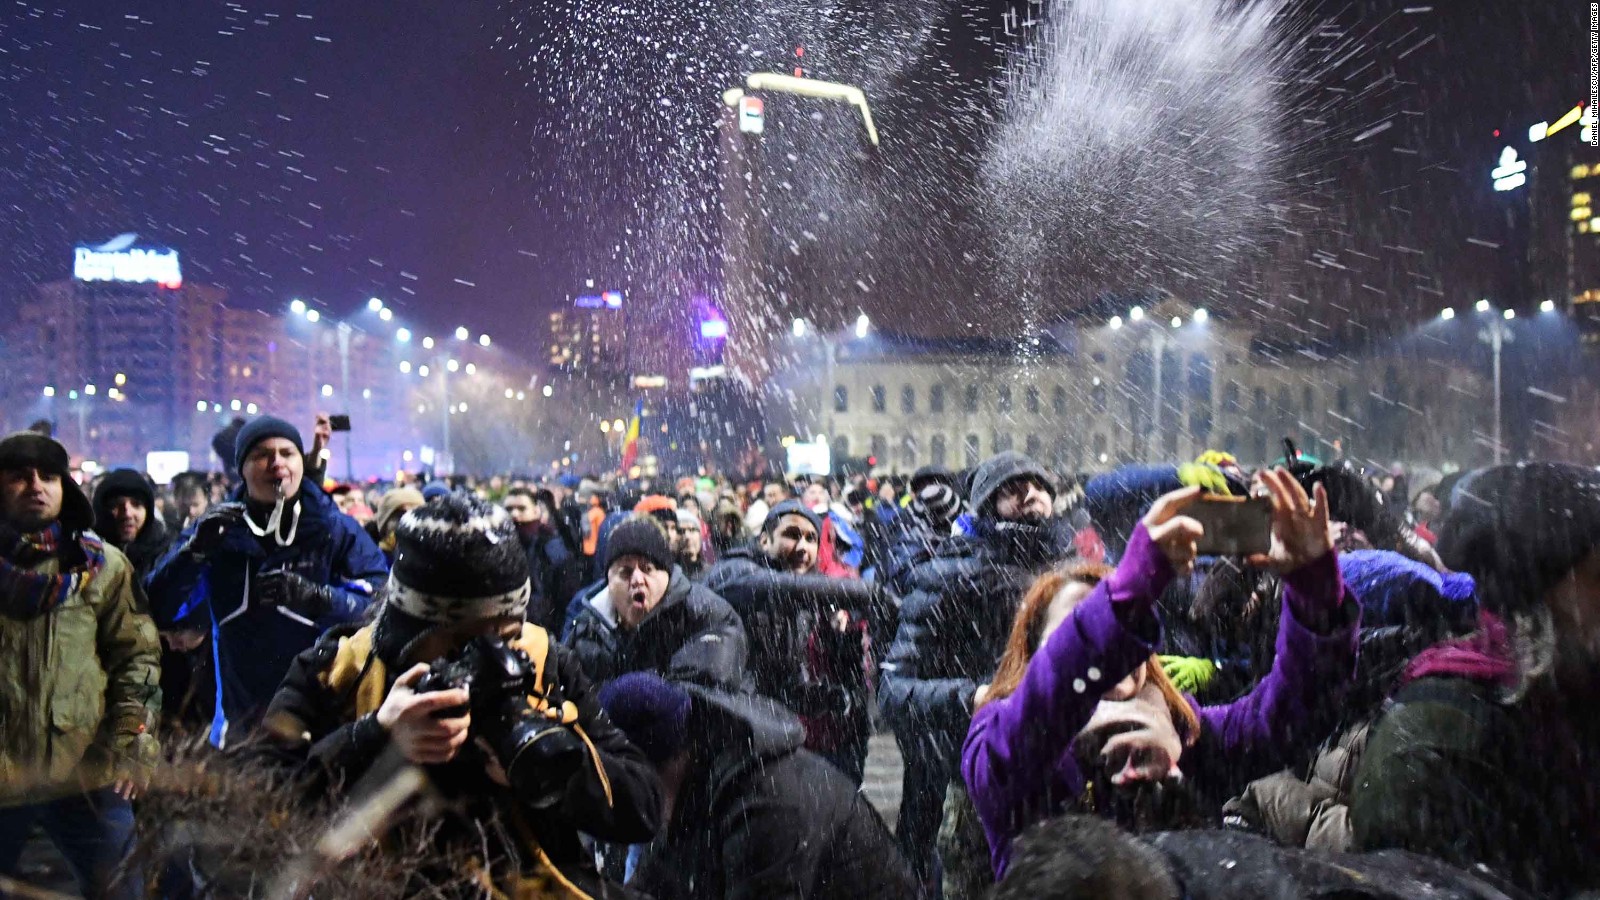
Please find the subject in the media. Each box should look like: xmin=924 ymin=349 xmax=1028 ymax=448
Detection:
xmin=414 ymin=635 xmax=587 ymax=809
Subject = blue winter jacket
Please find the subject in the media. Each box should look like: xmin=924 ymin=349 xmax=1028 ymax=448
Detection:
xmin=145 ymin=484 xmax=388 ymax=746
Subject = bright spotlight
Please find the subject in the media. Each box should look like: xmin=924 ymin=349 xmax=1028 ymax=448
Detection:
xmin=854 ymin=313 xmax=870 ymax=339
xmin=478 ymin=334 xmax=491 ymax=347
xmin=1439 ymin=307 xmax=1455 ymax=321
xmin=320 ymin=384 xmax=334 ymax=397
xmin=43 ymin=386 xmax=55 ymax=397
xmin=1129 ymin=306 xmax=1145 ymax=322
xmin=1108 ymin=315 xmax=1123 ymax=330
xmin=422 ymin=336 xmax=435 ymax=349
xmin=367 ymin=297 xmax=383 ymax=312
xmin=418 ymin=365 xmax=429 ymax=377
xmin=399 ymin=361 xmax=412 ymax=373
xmin=1540 ymin=299 xmax=1556 ymax=313
xmin=792 ymin=319 xmax=806 ymax=338
xmin=446 ymin=359 xmax=460 ymax=372
xmin=305 ymin=309 xmax=321 ymax=323
xmin=455 ymin=326 xmax=470 ymax=341
xmin=290 ymin=299 xmax=306 ymax=315
xmin=1476 ymin=299 xmax=1491 ymax=312
xmin=1192 ymin=308 xmax=1209 ymax=324
xmin=542 ymin=385 xmax=553 ymax=398
xmin=378 ymin=308 xmax=393 ymax=322
xmin=1502 ymin=308 xmax=1515 ymax=320
xmin=396 ymin=328 xmax=412 ymax=343
xmin=1170 ymin=316 xmax=1182 ymax=328
xmin=246 ymin=403 xmax=258 ymax=414
xmin=195 ymin=400 xmax=207 ymax=411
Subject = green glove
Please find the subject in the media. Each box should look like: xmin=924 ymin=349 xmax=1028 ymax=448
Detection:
xmin=1159 ymin=655 xmax=1218 ymax=694
xmin=1176 ymin=462 xmax=1229 ymax=495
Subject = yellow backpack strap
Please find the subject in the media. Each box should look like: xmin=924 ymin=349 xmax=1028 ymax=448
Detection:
xmin=511 ymin=624 xmax=613 ymax=808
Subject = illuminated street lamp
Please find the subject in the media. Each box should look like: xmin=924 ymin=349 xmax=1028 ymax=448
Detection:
xmin=854 ymin=313 xmax=870 ymax=339
xmin=367 ymin=297 xmax=383 ymax=312
xmin=1108 ymin=315 xmax=1123 ymax=330
xmin=1476 ymin=298 xmax=1492 ymax=313
xmin=478 ymin=334 xmax=491 ymax=347
xmin=396 ymin=327 xmax=412 ymax=343
xmin=43 ymin=386 xmax=55 ymax=397
xmin=290 ymin=299 xmax=307 ymax=315
xmin=1439 ymin=307 xmax=1456 ymax=321
xmin=1192 ymin=308 xmax=1209 ymax=325
xmin=455 ymin=326 xmax=470 ymax=341
xmin=305 ymin=309 xmax=321 ymax=323
xmin=1129 ymin=306 xmax=1145 ymax=322
xmin=1540 ymin=299 xmax=1557 ymax=313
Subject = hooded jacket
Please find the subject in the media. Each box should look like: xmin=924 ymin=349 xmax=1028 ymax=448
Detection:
xmin=630 ymin=687 xmax=920 ymax=900
xmin=562 ymin=565 xmax=749 ymax=692
xmin=877 ymin=515 xmax=1066 ymax=878
xmin=963 ymin=523 xmax=1358 ymax=877
xmin=145 ymin=483 xmax=388 ymax=746
xmin=702 ymin=544 xmax=891 ymax=715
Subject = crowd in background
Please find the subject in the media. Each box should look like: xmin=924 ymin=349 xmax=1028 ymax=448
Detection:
xmin=2 ymin=409 xmax=1597 ymax=899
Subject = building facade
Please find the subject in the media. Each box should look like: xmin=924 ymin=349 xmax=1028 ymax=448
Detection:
xmin=802 ymin=302 xmax=1487 ymax=475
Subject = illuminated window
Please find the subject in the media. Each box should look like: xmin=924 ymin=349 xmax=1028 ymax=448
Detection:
xmin=1575 ymin=192 xmax=1593 ymax=206
xmin=1571 ymin=206 xmax=1592 ymax=221
xmin=1574 ymin=165 xmax=1591 ymax=179
xmin=1582 ymin=221 xmax=1592 ymax=234
xmin=242 ymin=366 xmax=252 ymax=377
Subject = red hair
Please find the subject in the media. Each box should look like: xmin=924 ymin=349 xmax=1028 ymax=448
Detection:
xmin=981 ymin=563 xmax=1199 ymax=744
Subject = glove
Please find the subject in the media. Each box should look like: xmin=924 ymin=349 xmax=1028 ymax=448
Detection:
xmin=1159 ymin=655 xmax=1218 ymax=695
xmin=1176 ymin=463 xmax=1229 ymax=496
xmin=254 ymin=569 xmax=339 ymax=619
xmin=182 ymin=502 xmax=246 ymax=557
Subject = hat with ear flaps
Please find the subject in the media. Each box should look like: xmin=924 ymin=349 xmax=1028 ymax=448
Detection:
xmin=0 ymin=432 xmax=95 ymax=534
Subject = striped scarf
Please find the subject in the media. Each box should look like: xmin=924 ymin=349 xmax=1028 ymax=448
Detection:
xmin=0 ymin=522 xmax=106 ymax=620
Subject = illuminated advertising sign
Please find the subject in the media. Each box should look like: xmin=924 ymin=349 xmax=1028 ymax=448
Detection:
xmin=700 ymin=319 xmax=729 ymax=340
xmin=1491 ymin=146 xmax=1527 ymax=192
xmin=73 ymin=241 xmax=182 ymax=287
xmin=575 ymin=290 xmax=624 ymax=310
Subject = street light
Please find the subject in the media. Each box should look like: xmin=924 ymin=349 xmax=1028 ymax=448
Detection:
xmin=455 ymin=326 xmax=470 ymax=341
xmin=446 ymin=359 xmax=460 ymax=373
xmin=290 ymin=299 xmax=307 ymax=315
xmin=1440 ymin=307 xmax=1456 ymax=321
xmin=1169 ymin=316 xmax=1182 ymax=329
xmin=1192 ymin=308 xmax=1209 ymax=324
xmin=379 ymin=308 xmax=393 ymax=322
xmin=396 ymin=327 xmax=412 ymax=343
xmin=792 ymin=318 xmax=807 ymax=338
xmin=367 ymin=297 xmax=383 ymax=312
xmin=1109 ymin=315 xmax=1123 ymax=330
xmin=478 ymin=334 xmax=491 ymax=347
xmin=399 ymin=361 xmax=412 ymax=373
xmin=422 ymin=336 xmax=435 ymax=349
xmin=84 ymin=384 xmax=96 ymax=396
xmin=1540 ymin=299 xmax=1557 ymax=313
xmin=1502 ymin=308 xmax=1516 ymax=320
xmin=1476 ymin=298 xmax=1491 ymax=313
xmin=305 ymin=309 xmax=321 ymax=323
xmin=114 ymin=373 xmax=126 ymax=386
xmin=464 ymin=363 xmax=476 ymax=375
xmin=43 ymin=386 xmax=55 ymax=397
xmin=1129 ymin=306 xmax=1145 ymax=322
xmin=854 ymin=313 xmax=870 ymax=339
xmin=321 ymin=384 xmax=334 ymax=397
xmin=542 ymin=385 xmax=553 ymax=398
xmin=1477 ymin=308 xmax=1516 ymax=465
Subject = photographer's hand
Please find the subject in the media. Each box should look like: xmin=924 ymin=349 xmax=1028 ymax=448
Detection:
xmin=377 ymin=663 xmax=472 ymax=766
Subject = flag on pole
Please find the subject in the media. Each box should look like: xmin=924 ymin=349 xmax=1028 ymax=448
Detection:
xmin=619 ymin=400 xmax=643 ymax=473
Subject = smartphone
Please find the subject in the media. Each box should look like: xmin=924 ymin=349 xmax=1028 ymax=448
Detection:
xmin=328 ymin=414 xmax=352 ymax=432
xmin=1187 ymin=495 xmax=1272 ymax=557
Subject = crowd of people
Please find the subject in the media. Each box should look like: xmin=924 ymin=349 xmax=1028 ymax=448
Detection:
xmin=1 ymin=410 xmax=1597 ymax=898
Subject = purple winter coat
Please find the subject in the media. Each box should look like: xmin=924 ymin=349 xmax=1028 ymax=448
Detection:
xmin=962 ymin=522 xmax=1359 ymax=877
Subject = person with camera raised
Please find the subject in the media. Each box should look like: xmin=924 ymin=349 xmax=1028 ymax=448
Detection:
xmin=257 ymin=493 xmax=662 ymax=897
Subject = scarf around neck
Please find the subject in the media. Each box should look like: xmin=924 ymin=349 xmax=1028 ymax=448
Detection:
xmin=0 ymin=521 xmax=106 ymax=620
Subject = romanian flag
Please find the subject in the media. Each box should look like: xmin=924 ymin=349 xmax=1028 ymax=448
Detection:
xmin=619 ymin=400 xmax=643 ymax=473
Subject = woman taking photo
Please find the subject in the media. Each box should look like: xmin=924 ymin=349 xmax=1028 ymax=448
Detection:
xmin=962 ymin=469 xmax=1359 ymax=877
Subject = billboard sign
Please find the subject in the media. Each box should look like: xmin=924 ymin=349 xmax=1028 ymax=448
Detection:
xmin=74 ymin=239 xmax=182 ymax=287
xmin=575 ymin=290 xmax=624 ymax=310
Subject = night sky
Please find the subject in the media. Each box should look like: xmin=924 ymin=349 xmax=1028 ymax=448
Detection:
xmin=0 ymin=1 xmax=1585 ymax=359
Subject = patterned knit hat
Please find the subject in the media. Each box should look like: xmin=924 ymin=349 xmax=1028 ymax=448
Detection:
xmin=387 ymin=493 xmax=530 ymax=624
xmin=913 ymin=481 xmax=963 ymax=526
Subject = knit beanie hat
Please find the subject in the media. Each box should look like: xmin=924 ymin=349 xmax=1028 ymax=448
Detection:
xmin=94 ymin=468 xmax=156 ymax=517
xmin=1437 ymin=463 xmax=1600 ymax=616
xmin=234 ymin=415 xmax=304 ymax=476
xmin=1338 ymin=549 xmax=1477 ymax=630
xmin=762 ymin=498 xmax=821 ymax=536
xmin=910 ymin=465 xmax=956 ymax=494
xmin=675 ymin=509 xmax=703 ymax=532
xmin=598 ymin=672 xmax=691 ymax=765
xmin=604 ymin=517 xmax=675 ymax=572
xmin=970 ymin=451 xmax=1054 ymax=515
xmin=387 ymin=493 xmax=530 ymax=624
xmin=0 ymin=432 xmax=94 ymax=533
xmin=421 ymin=482 xmax=452 ymax=503
xmin=913 ymin=481 xmax=962 ymax=526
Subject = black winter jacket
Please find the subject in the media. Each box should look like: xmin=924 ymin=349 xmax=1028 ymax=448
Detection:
xmin=562 ymin=565 xmax=749 ymax=692
xmin=702 ymin=546 xmax=895 ymax=714
xmin=878 ymin=517 xmax=1066 ymax=879
xmin=631 ymin=687 xmax=920 ymax=900
xmin=252 ymin=623 xmax=663 ymax=896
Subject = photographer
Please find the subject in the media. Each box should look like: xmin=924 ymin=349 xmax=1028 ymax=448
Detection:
xmin=257 ymin=494 xmax=662 ymax=896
